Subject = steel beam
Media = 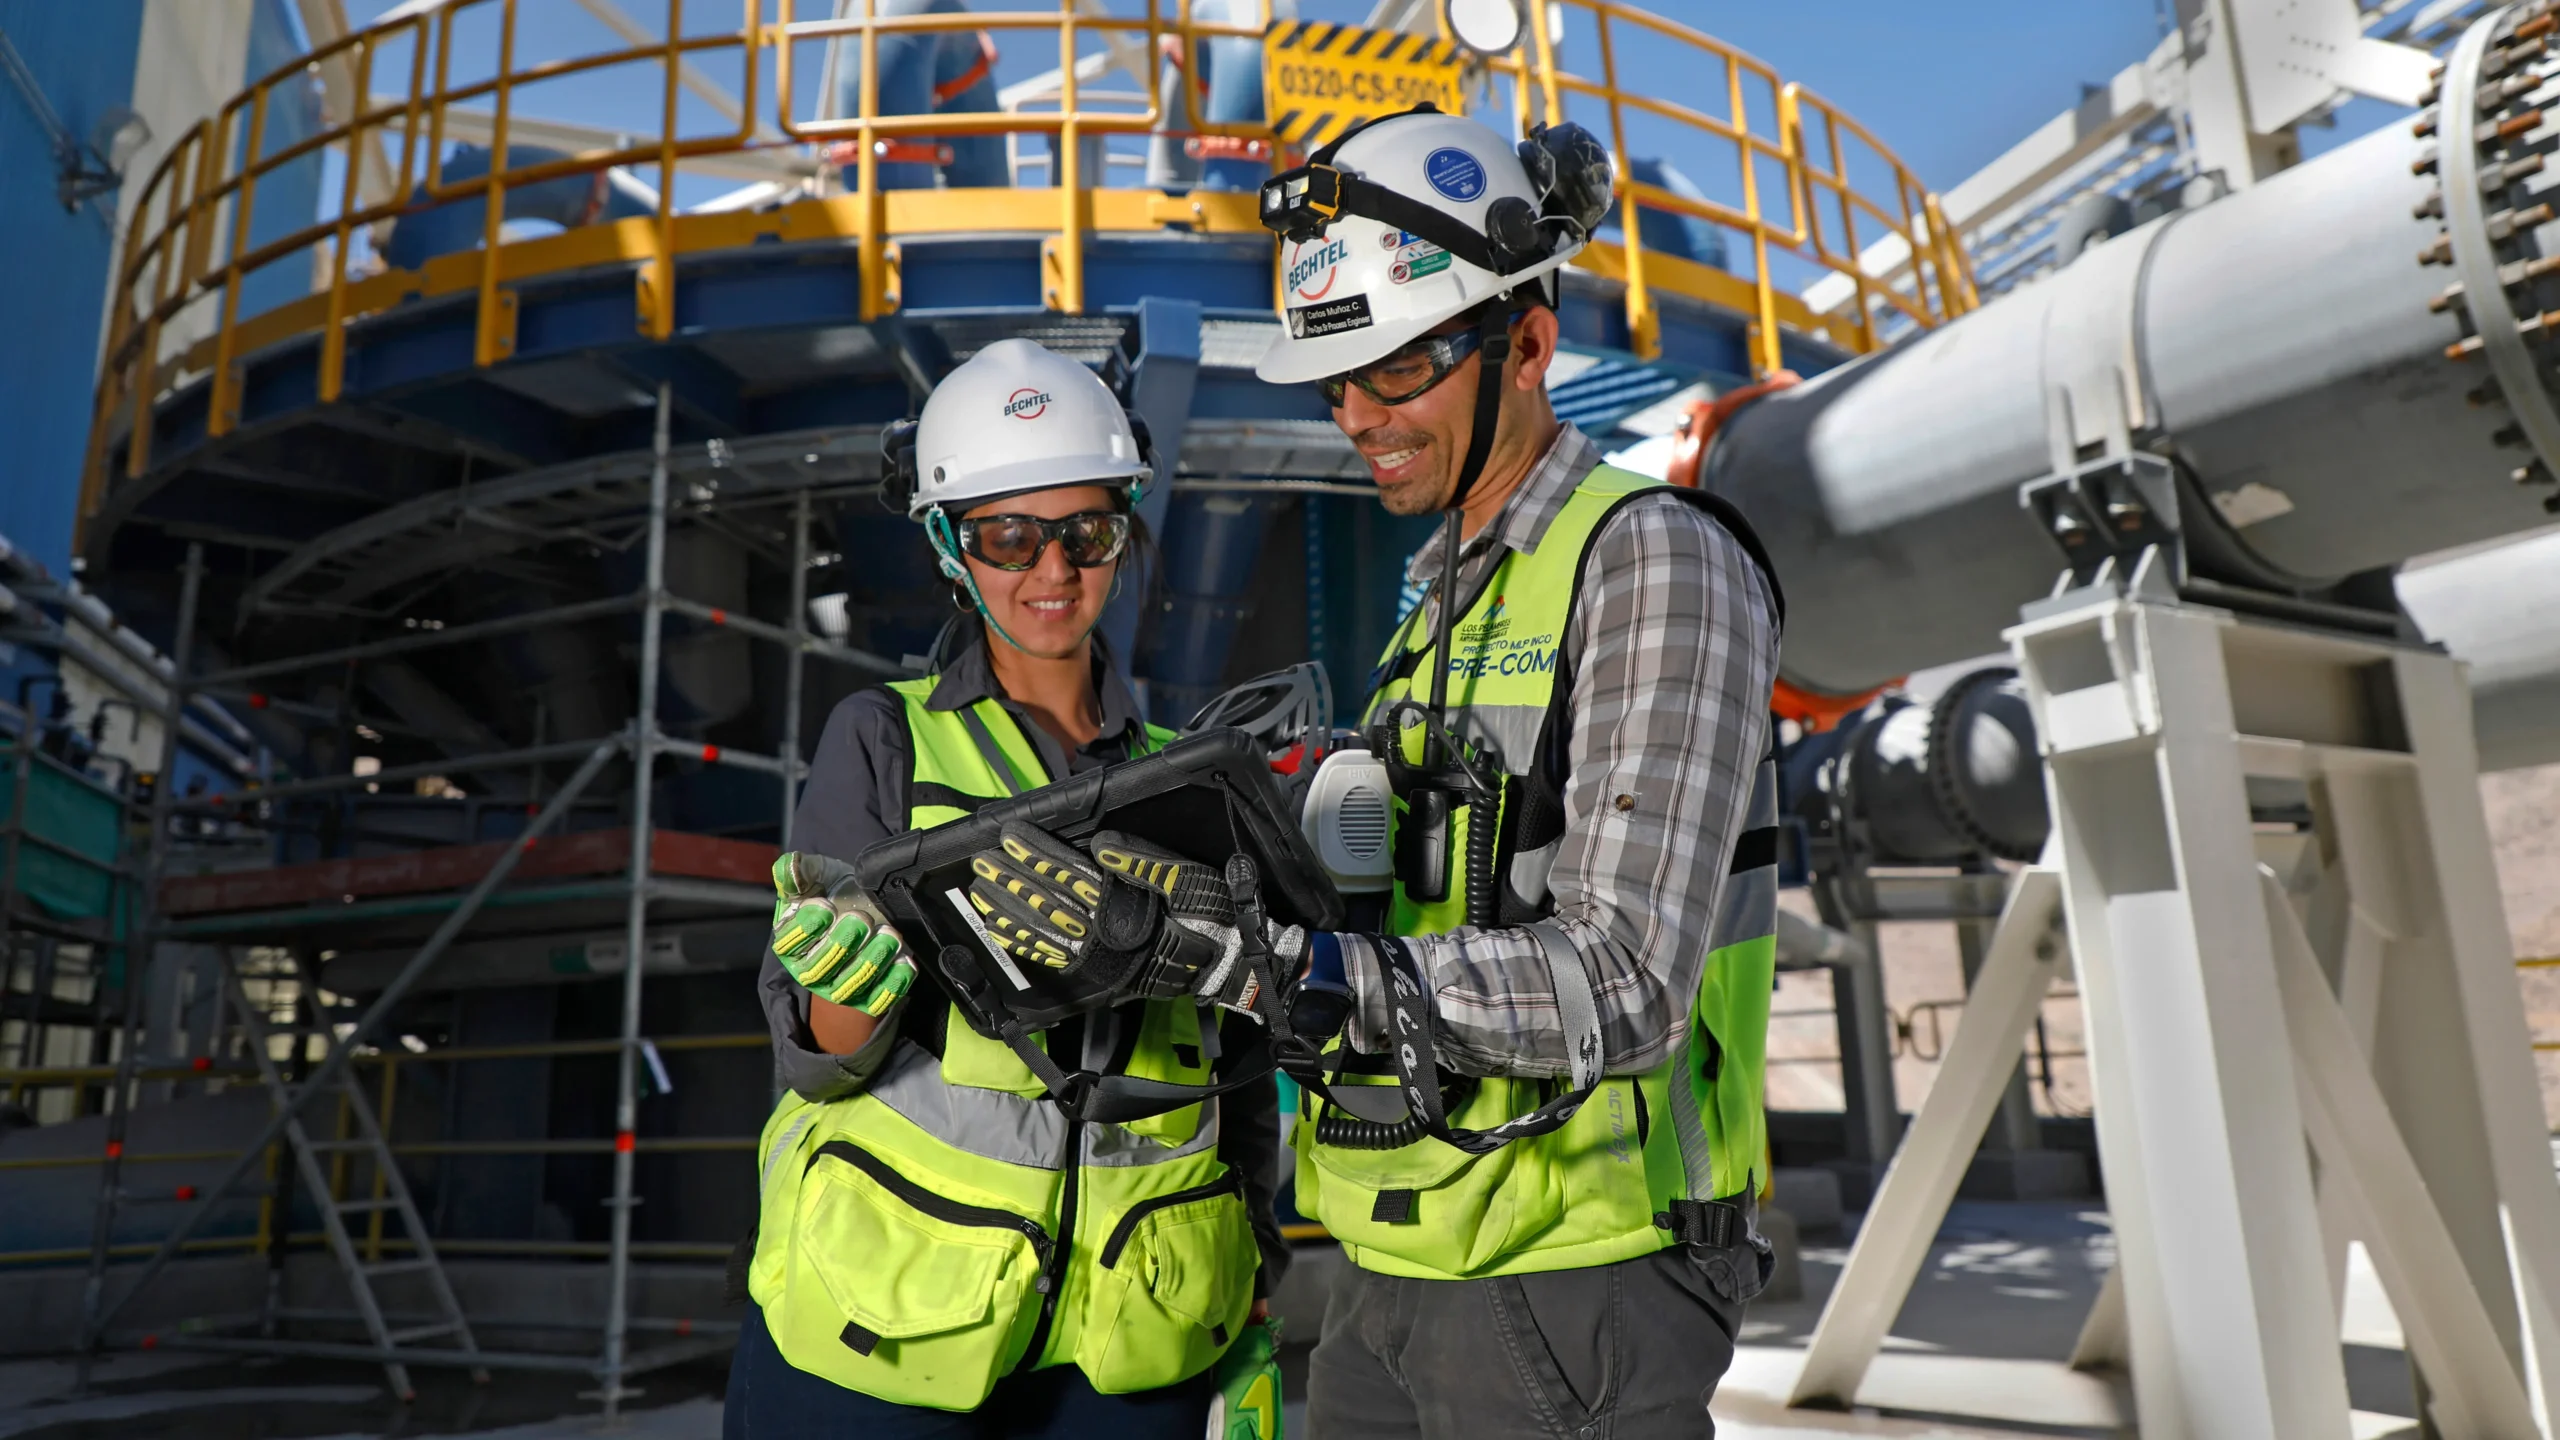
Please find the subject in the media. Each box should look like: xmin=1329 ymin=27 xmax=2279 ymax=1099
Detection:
xmin=1789 ymin=869 xmax=2067 ymax=1410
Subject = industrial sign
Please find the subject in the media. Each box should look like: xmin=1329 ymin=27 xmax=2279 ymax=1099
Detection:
xmin=1263 ymin=22 xmax=1466 ymax=152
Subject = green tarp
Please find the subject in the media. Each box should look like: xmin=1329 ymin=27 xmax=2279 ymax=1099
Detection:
xmin=0 ymin=753 xmax=128 ymax=924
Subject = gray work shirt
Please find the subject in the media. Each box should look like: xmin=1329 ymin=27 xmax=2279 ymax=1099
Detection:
xmin=755 ymin=630 xmax=1290 ymax=1289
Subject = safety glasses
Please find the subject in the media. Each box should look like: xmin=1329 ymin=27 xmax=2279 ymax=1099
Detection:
xmin=956 ymin=511 xmax=1130 ymax=571
xmin=1318 ymin=328 xmax=1486 ymax=409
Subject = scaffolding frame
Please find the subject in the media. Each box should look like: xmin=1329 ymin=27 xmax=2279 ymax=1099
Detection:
xmin=35 ymin=386 xmax=888 ymax=1413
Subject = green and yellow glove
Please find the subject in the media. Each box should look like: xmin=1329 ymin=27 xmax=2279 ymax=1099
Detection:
xmin=769 ymin=851 xmax=914 ymax=1016
xmin=1211 ymin=1317 xmax=1283 ymax=1440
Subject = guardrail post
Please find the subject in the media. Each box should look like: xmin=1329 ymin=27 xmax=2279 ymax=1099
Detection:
xmin=856 ymin=0 xmax=889 ymax=320
xmin=642 ymin=0 xmax=684 ymax=341
xmin=474 ymin=0 xmax=521 ymax=368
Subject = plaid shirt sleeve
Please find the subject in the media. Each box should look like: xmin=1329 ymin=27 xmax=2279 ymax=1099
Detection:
xmin=1338 ymin=474 xmax=1780 ymax=1077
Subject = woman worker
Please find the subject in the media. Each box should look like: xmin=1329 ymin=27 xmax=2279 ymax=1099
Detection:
xmin=726 ymin=339 xmax=1286 ymax=1437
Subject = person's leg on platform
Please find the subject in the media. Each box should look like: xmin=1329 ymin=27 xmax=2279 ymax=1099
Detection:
xmin=1306 ymin=1260 xmax=1426 ymax=1440
xmin=1392 ymin=1247 xmax=1745 ymax=1439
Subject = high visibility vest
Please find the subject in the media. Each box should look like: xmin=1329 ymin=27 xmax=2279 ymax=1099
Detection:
xmin=745 ymin=676 xmax=1260 ymax=1409
xmin=1294 ymin=464 xmax=1782 ymax=1281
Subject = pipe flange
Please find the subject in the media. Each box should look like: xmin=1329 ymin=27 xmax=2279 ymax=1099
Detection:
xmin=2430 ymin=4 xmax=2560 ymax=513
xmin=1921 ymin=666 xmax=2046 ymax=864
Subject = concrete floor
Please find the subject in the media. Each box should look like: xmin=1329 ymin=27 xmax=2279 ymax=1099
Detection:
xmin=0 ymin=1201 xmax=2432 ymax=1438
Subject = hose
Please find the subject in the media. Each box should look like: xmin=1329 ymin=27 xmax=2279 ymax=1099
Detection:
xmin=1313 ymin=1076 xmax=1480 ymax=1151
xmin=1464 ymin=788 xmax=1498 ymax=928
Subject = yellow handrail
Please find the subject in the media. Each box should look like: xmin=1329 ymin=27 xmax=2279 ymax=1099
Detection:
xmin=81 ymin=0 xmax=1967 ymax=540
xmin=1475 ymin=0 xmax=1973 ymax=366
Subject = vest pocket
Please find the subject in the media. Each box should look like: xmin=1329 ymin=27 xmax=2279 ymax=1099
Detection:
xmin=1302 ymin=1090 xmax=1567 ymax=1275
xmin=775 ymin=1139 xmax=1050 ymax=1410
xmin=1077 ymin=1172 xmax=1257 ymax=1394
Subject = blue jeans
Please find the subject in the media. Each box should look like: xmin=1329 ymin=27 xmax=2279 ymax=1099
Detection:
xmin=723 ymin=1302 xmax=1217 ymax=1439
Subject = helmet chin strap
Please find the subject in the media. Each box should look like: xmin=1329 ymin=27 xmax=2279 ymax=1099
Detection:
xmin=925 ymin=506 xmax=1106 ymax=664
xmin=1424 ymin=306 xmax=1515 ymax=742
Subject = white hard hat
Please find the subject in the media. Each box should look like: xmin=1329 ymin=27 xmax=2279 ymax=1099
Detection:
xmin=898 ymin=338 xmax=1153 ymax=520
xmin=1254 ymin=109 xmax=1604 ymax=386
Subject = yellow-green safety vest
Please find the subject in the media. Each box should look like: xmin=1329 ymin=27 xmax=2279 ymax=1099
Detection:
xmin=1294 ymin=464 xmax=1782 ymax=1281
xmin=746 ymin=676 xmax=1261 ymax=1408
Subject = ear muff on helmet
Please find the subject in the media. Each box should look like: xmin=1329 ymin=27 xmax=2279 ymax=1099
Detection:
xmin=1522 ymin=120 xmax=1614 ymax=235
xmin=1483 ymin=195 xmax=1543 ymax=268
xmin=880 ymin=419 xmax=922 ymax=515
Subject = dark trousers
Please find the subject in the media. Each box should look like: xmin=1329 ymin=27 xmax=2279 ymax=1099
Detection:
xmin=724 ymin=1302 xmax=1217 ymax=1439
xmin=1307 ymin=1246 xmax=1745 ymax=1440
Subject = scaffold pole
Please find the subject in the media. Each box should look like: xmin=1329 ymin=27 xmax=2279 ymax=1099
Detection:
xmin=598 ymin=381 xmax=672 ymax=1414
xmin=73 ymin=541 xmax=200 ymax=1394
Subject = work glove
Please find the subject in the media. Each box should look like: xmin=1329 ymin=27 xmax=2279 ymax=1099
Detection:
xmin=1209 ymin=1316 xmax=1284 ymax=1440
xmin=963 ymin=823 xmax=1303 ymax=1014
xmin=769 ymin=852 xmax=915 ymax=1016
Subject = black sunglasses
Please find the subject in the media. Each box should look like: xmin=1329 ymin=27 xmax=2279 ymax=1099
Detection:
xmin=956 ymin=511 xmax=1130 ymax=571
xmin=1317 ymin=328 xmax=1487 ymax=409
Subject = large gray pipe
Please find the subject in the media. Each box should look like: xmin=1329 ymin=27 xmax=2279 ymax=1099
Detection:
xmin=1707 ymin=43 xmax=2556 ymax=698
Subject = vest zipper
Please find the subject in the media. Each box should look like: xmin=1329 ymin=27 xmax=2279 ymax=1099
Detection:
xmin=805 ymin=1140 xmax=1054 ymax=1263
xmin=1014 ymin=1118 xmax=1082 ymax=1372
xmin=1096 ymin=1170 xmax=1243 ymax=1269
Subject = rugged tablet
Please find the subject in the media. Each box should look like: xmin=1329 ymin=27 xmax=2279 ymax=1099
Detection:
xmin=854 ymin=728 xmax=1347 ymax=1036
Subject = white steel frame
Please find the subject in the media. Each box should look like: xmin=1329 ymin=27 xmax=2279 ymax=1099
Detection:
xmin=1789 ymin=573 xmax=2560 ymax=1438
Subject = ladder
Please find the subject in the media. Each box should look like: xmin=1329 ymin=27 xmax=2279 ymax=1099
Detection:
xmin=220 ymin=955 xmax=486 ymax=1401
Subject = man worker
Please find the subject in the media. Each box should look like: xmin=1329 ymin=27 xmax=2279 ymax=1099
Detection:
xmin=1253 ymin=106 xmax=1786 ymax=1436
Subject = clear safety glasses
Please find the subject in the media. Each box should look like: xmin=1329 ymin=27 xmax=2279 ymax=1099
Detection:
xmin=1317 ymin=328 xmax=1487 ymax=409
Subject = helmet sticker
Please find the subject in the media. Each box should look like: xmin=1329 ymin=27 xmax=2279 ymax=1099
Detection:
xmin=1390 ymin=248 xmax=1452 ymax=284
xmin=1003 ymin=388 xmax=1052 ymax=420
xmin=1288 ymin=293 xmax=1374 ymax=338
xmin=1287 ymin=236 xmax=1351 ymax=300
xmin=1425 ymin=147 xmax=1487 ymax=202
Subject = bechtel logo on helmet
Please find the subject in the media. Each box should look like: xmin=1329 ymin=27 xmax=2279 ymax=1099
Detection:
xmin=1003 ymin=388 xmax=1052 ymax=420
xmin=1288 ymin=237 xmax=1349 ymax=300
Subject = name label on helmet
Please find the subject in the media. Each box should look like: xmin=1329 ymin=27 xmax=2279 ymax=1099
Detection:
xmin=1425 ymin=147 xmax=1486 ymax=202
xmin=1288 ymin=293 xmax=1374 ymax=339
xmin=1003 ymin=389 xmax=1053 ymax=420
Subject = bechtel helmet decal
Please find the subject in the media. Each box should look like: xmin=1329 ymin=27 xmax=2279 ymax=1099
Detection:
xmin=1254 ymin=110 xmax=1602 ymax=386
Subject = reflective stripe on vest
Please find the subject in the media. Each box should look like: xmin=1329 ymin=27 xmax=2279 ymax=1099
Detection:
xmin=1297 ymin=464 xmax=1780 ymax=1281
xmin=748 ymin=676 xmax=1257 ymax=1403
